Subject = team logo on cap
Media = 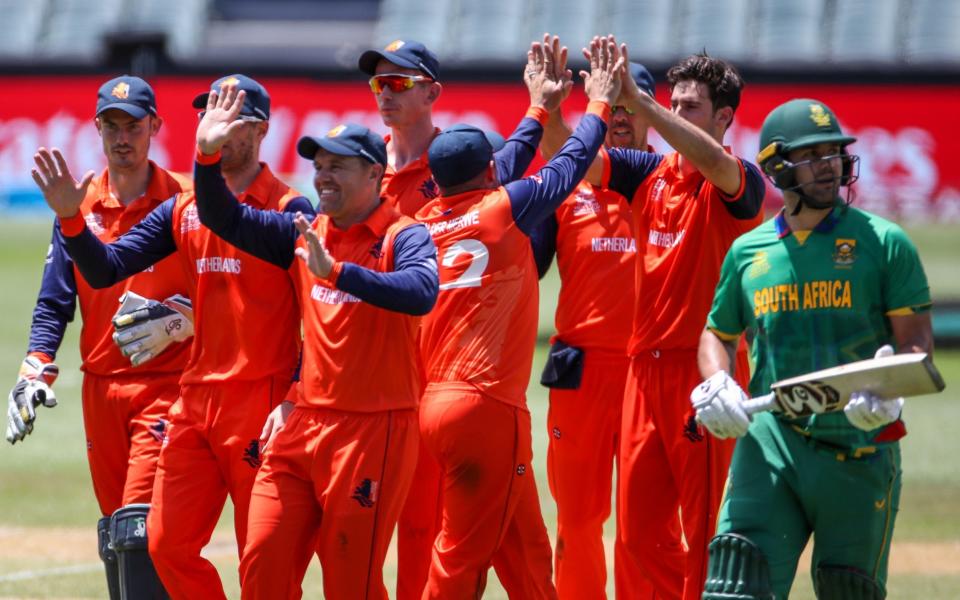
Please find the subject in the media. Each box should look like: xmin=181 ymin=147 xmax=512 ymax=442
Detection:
xmin=809 ymin=104 xmax=832 ymax=128
xmin=385 ymin=40 xmax=405 ymax=52
xmin=221 ymin=76 xmax=240 ymax=87
xmin=833 ymin=238 xmax=856 ymax=266
xmin=111 ymin=82 xmax=130 ymax=99
xmin=327 ymin=124 xmax=347 ymax=138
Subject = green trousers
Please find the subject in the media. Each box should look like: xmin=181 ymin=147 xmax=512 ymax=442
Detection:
xmin=715 ymin=413 xmax=901 ymax=598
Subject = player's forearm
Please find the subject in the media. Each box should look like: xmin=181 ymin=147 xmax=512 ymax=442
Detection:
xmin=495 ymin=112 xmax=547 ymax=184
xmin=891 ymin=312 xmax=934 ymax=356
xmin=194 ymin=158 xmax=302 ymax=269
xmin=27 ymin=226 xmax=78 ymax=358
xmin=630 ymin=94 xmax=741 ymax=194
xmin=510 ymin=103 xmax=609 ymax=235
xmin=539 ymin=108 xmax=572 ymax=161
xmin=697 ymin=328 xmax=737 ymax=379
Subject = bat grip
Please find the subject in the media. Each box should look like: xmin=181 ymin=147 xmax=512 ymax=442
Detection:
xmin=742 ymin=393 xmax=777 ymax=415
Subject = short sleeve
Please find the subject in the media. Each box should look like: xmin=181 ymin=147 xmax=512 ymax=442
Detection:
xmin=706 ymin=246 xmax=748 ymax=338
xmin=882 ymin=225 xmax=931 ymax=314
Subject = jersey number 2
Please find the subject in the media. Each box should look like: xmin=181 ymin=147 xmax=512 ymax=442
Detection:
xmin=439 ymin=239 xmax=489 ymax=290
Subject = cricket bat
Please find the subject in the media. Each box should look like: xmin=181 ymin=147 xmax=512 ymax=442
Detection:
xmin=742 ymin=352 xmax=946 ymax=418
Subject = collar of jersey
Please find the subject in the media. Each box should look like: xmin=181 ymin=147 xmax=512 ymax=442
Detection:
xmin=93 ymin=161 xmax=175 ymax=210
xmin=235 ymin=162 xmax=277 ymax=208
xmin=323 ymin=198 xmax=397 ymax=238
xmin=774 ymin=205 xmax=843 ymax=239
xmin=383 ymin=127 xmax=441 ymax=176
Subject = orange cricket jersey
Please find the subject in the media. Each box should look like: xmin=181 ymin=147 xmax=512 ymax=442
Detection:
xmin=416 ymin=187 xmax=538 ymax=408
xmin=381 ymin=130 xmax=441 ymax=217
xmin=603 ymin=151 xmax=763 ymax=354
xmin=168 ymin=164 xmax=301 ymax=384
xmin=75 ymin=162 xmax=192 ymax=376
xmin=552 ymin=181 xmax=637 ymax=352
xmin=294 ymin=200 xmax=423 ymax=412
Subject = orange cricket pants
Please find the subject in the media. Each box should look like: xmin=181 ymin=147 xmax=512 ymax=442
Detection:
xmin=618 ymin=349 xmax=747 ymax=600
xmin=146 ymin=375 xmax=287 ymax=600
xmin=82 ymin=372 xmax=179 ymax=516
xmin=239 ymin=406 xmax=418 ymax=600
xmin=546 ymin=350 xmax=669 ymax=600
xmin=396 ymin=436 xmax=443 ymax=600
xmin=419 ymin=388 xmax=557 ymax=600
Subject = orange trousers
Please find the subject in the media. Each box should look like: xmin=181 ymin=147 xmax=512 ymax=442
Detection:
xmin=419 ymin=388 xmax=557 ymax=600
xmin=618 ymin=349 xmax=747 ymax=600
xmin=81 ymin=372 xmax=179 ymax=516
xmin=396 ymin=436 xmax=443 ymax=600
xmin=240 ymin=406 xmax=418 ymax=599
xmin=146 ymin=375 xmax=286 ymax=600
xmin=547 ymin=350 xmax=667 ymax=599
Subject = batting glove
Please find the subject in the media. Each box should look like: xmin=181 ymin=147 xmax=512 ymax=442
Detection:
xmin=6 ymin=355 xmax=59 ymax=445
xmin=112 ymin=291 xmax=194 ymax=367
xmin=690 ymin=370 xmax=752 ymax=439
xmin=844 ymin=344 xmax=904 ymax=431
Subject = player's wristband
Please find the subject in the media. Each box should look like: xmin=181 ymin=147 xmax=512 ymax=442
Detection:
xmin=586 ymin=101 xmax=611 ymax=121
xmin=326 ymin=261 xmax=344 ymax=286
xmin=525 ymin=106 xmax=550 ymax=126
xmin=59 ymin=211 xmax=87 ymax=237
xmin=195 ymin=147 xmax=222 ymax=165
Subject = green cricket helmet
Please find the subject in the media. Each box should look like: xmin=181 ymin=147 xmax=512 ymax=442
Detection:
xmin=757 ymin=99 xmax=858 ymax=189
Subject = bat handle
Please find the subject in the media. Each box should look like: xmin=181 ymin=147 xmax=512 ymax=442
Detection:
xmin=742 ymin=393 xmax=777 ymax=415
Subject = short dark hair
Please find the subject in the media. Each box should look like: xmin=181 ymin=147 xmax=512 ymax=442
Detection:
xmin=666 ymin=52 xmax=744 ymax=114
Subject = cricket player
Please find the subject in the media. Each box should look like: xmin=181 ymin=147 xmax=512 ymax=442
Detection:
xmin=16 ymin=75 xmax=191 ymax=599
xmin=693 ymin=98 xmax=933 ymax=600
xmin=191 ymin=81 xmax=439 ymax=598
xmin=530 ymin=51 xmax=669 ymax=598
xmin=359 ymin=38 xmax=556 ymax=599
xmin=540 ymin=43 xmax=766 ymax=599
xmin=38 ymin=75 xmax=313 ymax=600
xmin=414 ymin=35 xmax=622 ymax=598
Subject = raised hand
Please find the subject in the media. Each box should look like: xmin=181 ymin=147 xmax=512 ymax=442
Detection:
xmin=196 ymin=83 xmax=247 ymax=155
xmin=524 ymin=33 xmax=573 ymax=111
xmin=293 ymin=212 xmax=335 ymax=279
xmin=617 ymin=41 xmax=645 ymax=105
xmin=581 ymin=35 xmax=625 ymax=107
xmin=31 ymin=148 xmax=94 ymax=218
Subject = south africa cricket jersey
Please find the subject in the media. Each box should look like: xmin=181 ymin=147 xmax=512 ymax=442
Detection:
xmin=708 ymin=205 xmax=931 ymax=445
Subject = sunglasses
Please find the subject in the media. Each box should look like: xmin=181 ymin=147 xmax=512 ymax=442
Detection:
xmin=368 ymin=74 xmax=433 ymax=94
xmin=612 ymin=105 xmax=636 ymax=115
xmin=197 ymin=111 xmax=264 ymax=123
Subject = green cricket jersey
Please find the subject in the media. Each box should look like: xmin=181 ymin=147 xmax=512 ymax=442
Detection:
xmin=707 ymin=205 xmax=931 ymax=446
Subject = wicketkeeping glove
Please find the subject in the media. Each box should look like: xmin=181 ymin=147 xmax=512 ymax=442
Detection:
xmin=6 ymin=355 xmax=59 ymax=445
xmin=112 ymin=291 xmax=194 ymax=368
xmin=844 ymin=345 xmax=904 ymax=431
xmin=690 ymin=370 xmax=752 ymax=439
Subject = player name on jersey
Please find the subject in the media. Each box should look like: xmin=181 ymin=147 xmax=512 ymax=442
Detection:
xmin=753 ymin=280 xmax=853 ymax=316
xmin=195 ymin=256 xmax=242 ymax=274
xmin=309 ymin=283 xmax=361 ymax=305
xmin=590 ymin=236 xmax=636 ymax=253
xmin=427 ymin=210 xmax=480 ymax=236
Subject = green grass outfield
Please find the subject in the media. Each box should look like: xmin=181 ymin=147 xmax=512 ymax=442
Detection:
xmin=0 ymin=219 xmax=957 ymax=599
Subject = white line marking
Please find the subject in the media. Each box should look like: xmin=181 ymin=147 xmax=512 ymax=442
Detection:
xmin=0 ymin=562 xmax=101 ymax=582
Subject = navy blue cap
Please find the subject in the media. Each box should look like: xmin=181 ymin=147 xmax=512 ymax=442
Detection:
xmin=192 ymin=74 xmax=270 ymax=121
xmin=484 ymin=130 xmax=506 ymax=152
xmin=297 ymin=123 xmax=387 ymax=167
xmin=96 ymin=76 xmax=157 ymax=119
xmin=359 ymin=39 xmax=440 ymax=81
xmin=629 ymin=62 xmax=656 ymax=97
xmin=428 ymin=124 xmax=493 ymax=188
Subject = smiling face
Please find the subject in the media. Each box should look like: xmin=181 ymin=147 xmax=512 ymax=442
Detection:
xmin=95 ymin=109 xmax=160 ymax=170
xmin=312 ymin=149 xmax=383 ymax=225
xmin=371 ymin=60 xmax=440 ymax=128
xmin=787 ymin=142 xmax=844 ymax=205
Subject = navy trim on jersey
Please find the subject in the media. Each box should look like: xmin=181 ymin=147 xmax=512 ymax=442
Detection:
xmin=494 ymin=116 xmax=544 ymax=185
xmin=721 ymin=161 xmax=766 ymax=220
xmin=62 ymin=199 xmax=178 ymax=289
xmin=605 ymin=147 xmax=664 ymax=202
xmin=195 ymin=160 xmax=437 ymax=315
xmin=27 ymin=221 xmax=78 ymax=358
xmin=507 ymin=113 xmax=608 ymax=236
xmin=527 ymin=214 xmax=558 ymax=279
